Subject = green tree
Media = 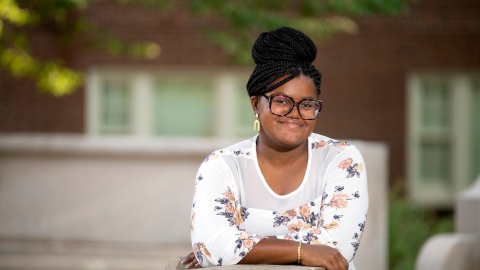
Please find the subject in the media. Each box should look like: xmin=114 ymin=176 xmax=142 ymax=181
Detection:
xmin=0 ymin=0 xmax=413 ymax=96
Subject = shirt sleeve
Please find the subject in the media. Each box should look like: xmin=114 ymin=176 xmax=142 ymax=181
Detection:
xmin=277 ymin=144 xmax=369 ymax=263
xmin=190 ymin=152 xmax=264 ymax=267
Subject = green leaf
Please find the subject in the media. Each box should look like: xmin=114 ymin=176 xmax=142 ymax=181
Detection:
xmin=37 ymin=62 xmax=83 ymax=96
xmin=0 ymin=0 xmax=31 ymax=25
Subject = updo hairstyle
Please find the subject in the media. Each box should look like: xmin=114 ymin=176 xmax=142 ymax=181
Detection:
xmin=246 ymin=27 xmax=322 ymax=97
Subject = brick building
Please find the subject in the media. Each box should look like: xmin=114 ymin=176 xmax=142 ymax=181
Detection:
xmin=1 ymin=0 xmax=479 ymax=207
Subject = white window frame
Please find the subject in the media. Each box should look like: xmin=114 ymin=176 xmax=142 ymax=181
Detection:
xmin=407 ymin=71 xmax=479 ymax=207
xmin=86 ymin=67 xmax=254 ymax=138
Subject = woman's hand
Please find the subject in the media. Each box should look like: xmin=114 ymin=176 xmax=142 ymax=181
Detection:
xmin=181 ymin=252 xmax=201 ymax=269
xmin=300 ymin=244 xmax=348 ymax=270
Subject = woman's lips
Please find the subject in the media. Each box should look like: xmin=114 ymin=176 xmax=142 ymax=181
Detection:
xmin=278 ymin=119 xmax=305 ymax=129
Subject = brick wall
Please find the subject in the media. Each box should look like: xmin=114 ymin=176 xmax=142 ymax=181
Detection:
xmin=315 ymin=0 xmax=480 ymax=184
xmin=1 ymin=0 xmax=479 ymax=185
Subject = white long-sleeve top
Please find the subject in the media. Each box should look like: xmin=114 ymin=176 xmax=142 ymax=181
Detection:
xmin=190 ymin=133 xmax=368 ymax=269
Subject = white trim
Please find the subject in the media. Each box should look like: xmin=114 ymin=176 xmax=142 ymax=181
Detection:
xmin=451 ymin=75 xmax=472 ymax=192
xmin=407 ymin=73 xmax=423 ymax=204
xmin=132 ymin=74 xmax=153 ymax=136
xmin=86 ymin=69 xmax=101 ymax=135
xmin=215 ymin=74 xmax=238 ymax=138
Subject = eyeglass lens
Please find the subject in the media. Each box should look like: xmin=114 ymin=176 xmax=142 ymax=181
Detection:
xmin=270 ymin=95 xmax=321 ymax=119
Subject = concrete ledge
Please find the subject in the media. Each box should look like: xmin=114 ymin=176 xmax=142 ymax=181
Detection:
xmin=166 ymin=257 xmax=326 ymax=270
xmin=456 ymin=174 xmax=480 ymax=234
xmin=0 ymin=240 xmax=189 ymax=256
xmin=0 ymin=240 xmax=192 ymax=270
xmin=415 ymin=233 xmax=479 ymax=270
xmin=0 ymin=134 xmax=240 ymax=157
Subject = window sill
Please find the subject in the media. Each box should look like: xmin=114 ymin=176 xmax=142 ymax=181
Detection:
xmin=0 ymin=133 xmax=243 ymax=158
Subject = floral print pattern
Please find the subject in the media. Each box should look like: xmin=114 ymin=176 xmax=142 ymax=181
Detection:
xmin=192 ymin=242 xmax=211 ymax=266
xmin=214 ymin=188 xmax=250 ymax=228
xmin=235 ymin=232 xmax=263 ymax=257
xmin=190 ymin=212 xmax=195 ymax=232
xmin=314 ymin=184 xmax=362 ymax=249
xmin=338 ymin=158 xmax=364 ymax=178
xmin=273 ymin=202 xmax=333 ymax=245
xmin=191 ymin=134 xmax=368 ymax=267
xmin=338 ymin=158 xmax=353 ymax=170
xmin=273 ymin=202 xmax=319 ymax=231
xmin=351 ymin=216 xmax=367 ymax=257
xmin=280 ymin=151 xmax=367 ymax=259
xmin=330 ymin=193 xmax=350 ymax=209
xmin=302 ymin=230 xmax=323 ymax=245
xmin=233 ymin=149 xmax=243 ymax=156
xmin=312 ymin=139 xmax=350 ymax=149
xmin=321 ymin=185 xmax=361 ymax=212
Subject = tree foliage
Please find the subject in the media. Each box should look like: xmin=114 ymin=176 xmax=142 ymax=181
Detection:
xmin=388 ymin=184 xmax=453 ymax=270
xmin=0 ymin=0 xmax=414 ymax=96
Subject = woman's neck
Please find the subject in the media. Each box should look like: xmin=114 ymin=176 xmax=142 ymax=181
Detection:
xmin=256 ymin=135 xmax=309 ymax=167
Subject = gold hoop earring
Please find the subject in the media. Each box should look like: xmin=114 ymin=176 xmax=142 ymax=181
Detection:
xmin=253 ymin=113 xmax=260 ymax=131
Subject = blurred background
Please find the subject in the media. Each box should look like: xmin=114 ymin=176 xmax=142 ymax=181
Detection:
xmin=0 ymin=0 xmax=479 ymax=269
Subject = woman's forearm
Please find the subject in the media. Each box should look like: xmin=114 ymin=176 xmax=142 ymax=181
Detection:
xmin=238 ymin=238 xmax=298 ymax=265
xmin=238 ymin=238 xmax=348 ymax=269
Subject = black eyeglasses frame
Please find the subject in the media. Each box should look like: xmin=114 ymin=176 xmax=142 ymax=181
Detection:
xmin=261 ymin=93 xmax=323 ymax=120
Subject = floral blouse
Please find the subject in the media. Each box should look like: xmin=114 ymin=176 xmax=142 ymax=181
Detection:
xmin=190 ymin=133 xmax=368 ymax=269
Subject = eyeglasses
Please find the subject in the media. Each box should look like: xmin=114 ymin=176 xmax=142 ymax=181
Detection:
xmin=262 ymin=93 xmax=323 ymax=120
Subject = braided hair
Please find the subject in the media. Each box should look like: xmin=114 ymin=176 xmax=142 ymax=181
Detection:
xmin=246 ymin=27 xmax=322 ymax=97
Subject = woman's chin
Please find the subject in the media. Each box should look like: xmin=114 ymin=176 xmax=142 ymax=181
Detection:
xmin=273 ymin=130 xmax=310 ymax=148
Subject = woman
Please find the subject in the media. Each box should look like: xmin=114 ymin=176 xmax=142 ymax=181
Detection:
xmin=183 ymin=27 xmax=368 ymax=270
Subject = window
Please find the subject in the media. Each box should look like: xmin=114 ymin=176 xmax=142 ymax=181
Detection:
xmin=153 ymin=78 xmax=214 ymax=137
xmin=407 ymin=72 xmax=480 ymax=207
xmin=472 ymin=79 xmax=480 ymax=181
xmin=86 ymin=69 xmax=256 ymax=139
xmin=100 ymin=78 xmax=132 ymax=134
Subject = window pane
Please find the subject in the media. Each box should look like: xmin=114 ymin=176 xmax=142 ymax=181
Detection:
xmin=153 ymin=81 xmax=213 ymax=137
xmin=421 ymin=81 xmax=450 ymax=129
xmin=472 ymin=79 xmax=480 ymax=181
xmin=100 ymin=79 xmax=132 ymax=134
xmin=236 ymin=85 xmax=256 ymax=138
xmin=420 ymin=143 xmax=450 ymax=184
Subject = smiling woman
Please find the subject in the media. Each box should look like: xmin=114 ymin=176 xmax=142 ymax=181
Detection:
xmin=184 ymin=27 xmax=368 ymax=270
